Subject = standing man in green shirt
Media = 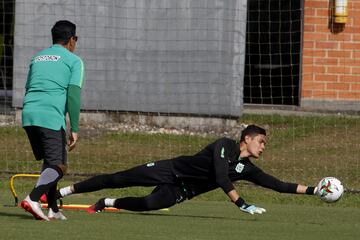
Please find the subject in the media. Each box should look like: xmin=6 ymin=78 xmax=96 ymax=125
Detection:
xmin=20 ymin=20 xmax=85 ymax=221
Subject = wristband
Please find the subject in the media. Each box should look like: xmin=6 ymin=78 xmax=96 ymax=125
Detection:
xmin=305 ymin=186 xmax=315 ymax=195
xmin=234 ymin=197 xmax=245 ymax=207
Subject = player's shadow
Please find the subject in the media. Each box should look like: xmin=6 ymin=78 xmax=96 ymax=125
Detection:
xmin=121 ymin=211 xmax=257 ymax=222
xmin=0 ymin=210 xmax=35 ymax=220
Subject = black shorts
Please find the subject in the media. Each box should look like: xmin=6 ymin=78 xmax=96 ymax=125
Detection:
xmin=24 ymin=126 xmax=67 ymax=166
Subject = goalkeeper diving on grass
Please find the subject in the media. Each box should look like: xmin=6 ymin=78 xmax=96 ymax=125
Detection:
xmin=58 ymin=125 xmax=318 ymax=215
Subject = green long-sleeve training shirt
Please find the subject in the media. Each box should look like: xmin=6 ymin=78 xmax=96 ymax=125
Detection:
xmin=22 ymin=44 xmax=85 ymax=132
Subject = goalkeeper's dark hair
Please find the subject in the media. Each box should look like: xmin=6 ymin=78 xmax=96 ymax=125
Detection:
xmin=51 ymin=20 xmax=76 ymax=44
xmin=240 ymin=125 xmax=266 ymax=142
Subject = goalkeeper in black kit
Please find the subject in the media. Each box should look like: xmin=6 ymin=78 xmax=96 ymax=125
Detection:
xmin=58 ymin=125 xmax=318 ymax=215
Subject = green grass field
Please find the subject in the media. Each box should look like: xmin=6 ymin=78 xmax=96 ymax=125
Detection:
xmin=1 ymin=113 xmax=360 ymax=239
xmin=1 ymin=177 xmax=359 ymax=240
xmin=1 ymin=188 xmax=359 ymax=240
xmin=1 ymin=114 xmax=359 ymax=189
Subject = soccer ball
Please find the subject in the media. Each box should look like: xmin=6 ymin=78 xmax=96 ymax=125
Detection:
xmin=317 ymin=177 xmax=344 ymax=203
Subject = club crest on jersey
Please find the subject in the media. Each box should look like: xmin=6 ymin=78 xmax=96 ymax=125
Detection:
xmin=235 ymin=162 xmax=244 ymax=173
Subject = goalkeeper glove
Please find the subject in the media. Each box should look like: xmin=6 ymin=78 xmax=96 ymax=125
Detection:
xmin=240 ymin=203 xmax=266 ymax=215
xmin=305 ymin=186 xmax=319 ymax=195
xmin=235 ymin=198 xmax=266 ymax=215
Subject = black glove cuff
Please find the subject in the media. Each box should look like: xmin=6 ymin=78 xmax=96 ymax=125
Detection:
xmin=234 ymin=197 xmax=245 ymax=207
xmin=305 ymin=186 xmax=315 ymax=195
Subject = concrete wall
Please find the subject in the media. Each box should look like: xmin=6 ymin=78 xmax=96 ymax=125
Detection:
xmin=12 ymin=0 xmax=247 ymax=117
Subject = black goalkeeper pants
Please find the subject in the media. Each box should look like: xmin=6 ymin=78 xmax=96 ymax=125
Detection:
xmin=73 ymin=160 xmax=186 ymax=211
xmin=113 ymin=184 xmax=185 ymax=211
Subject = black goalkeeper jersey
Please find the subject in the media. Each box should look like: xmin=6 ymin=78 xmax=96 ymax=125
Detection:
xmin=167 ymin=137 xmax=298 ymax=198
xmin=169 ymin=137 xmax=244 ymax=194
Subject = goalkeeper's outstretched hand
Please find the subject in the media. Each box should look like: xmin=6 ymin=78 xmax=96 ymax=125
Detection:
xmin=239 ymin=203 xmax=266 ymax=215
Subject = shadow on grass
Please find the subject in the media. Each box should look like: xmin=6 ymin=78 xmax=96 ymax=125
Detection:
xmin=0 ymin=209 xmax=35 ymax=220
xmin=118 ymin=210 xmax=258 ymax=222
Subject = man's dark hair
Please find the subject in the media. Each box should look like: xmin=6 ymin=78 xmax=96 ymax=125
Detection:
xmin=51 ymin=20 xmax=76 ymax=44
xmin=240 ymin=125 xmax=266 ymax=142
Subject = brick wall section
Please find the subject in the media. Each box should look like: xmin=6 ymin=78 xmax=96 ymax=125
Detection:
xmin=302 ymin=0 xmax=360 ymax=106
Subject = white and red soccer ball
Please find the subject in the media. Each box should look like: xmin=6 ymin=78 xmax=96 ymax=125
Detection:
xmin=317 ymin=177 xmax=344 ymax=203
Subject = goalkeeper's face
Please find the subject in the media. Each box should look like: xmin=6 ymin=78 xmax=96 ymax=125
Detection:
xmin=246 ymin=134 xmax=267 ymax=158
